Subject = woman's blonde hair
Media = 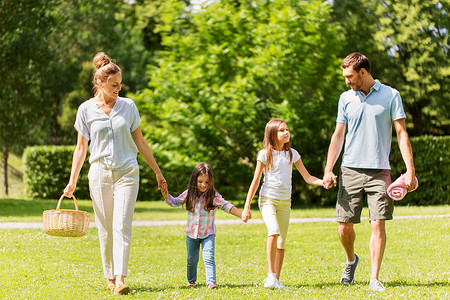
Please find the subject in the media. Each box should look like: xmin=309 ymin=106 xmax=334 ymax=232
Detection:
xmin=92 ymin=52 xmax=121 ymax=95
xmin=263 ymin=118 xmax=293 ymax=172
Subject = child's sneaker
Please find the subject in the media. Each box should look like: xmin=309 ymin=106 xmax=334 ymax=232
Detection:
xmin=187 ymin=282 xmax=197 ymax=287
xmin=207 ymin=283 xmax=218 ymax=289
xmin=263 ymin=273 xmax=278 ymax=288
xmin=369 ymin=278 xmax=385 ymax=292
xmin=275 ymin=281 xmax=285 ymax=289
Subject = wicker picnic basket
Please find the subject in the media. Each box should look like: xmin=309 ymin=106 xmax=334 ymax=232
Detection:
xmin=43 ymin=194 xmax=91 ymax=237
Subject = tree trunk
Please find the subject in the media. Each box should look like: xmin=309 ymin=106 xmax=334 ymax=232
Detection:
xmin=3 ymin=144 xmax=9 ymax=195
xmin=410 ymin=105 xmax=423 ymax=137
xmin=50 ymin=96 xmax=63 ymax=145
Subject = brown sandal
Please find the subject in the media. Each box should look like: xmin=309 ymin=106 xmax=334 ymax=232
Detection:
xmin=114 ymin=284 xmax=131 ymax=295
xmin=106 ymin=284 xmax=115 ymax=291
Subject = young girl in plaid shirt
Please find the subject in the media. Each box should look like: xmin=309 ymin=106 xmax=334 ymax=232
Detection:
xmin=161 ymin=163 xmax=242 ymax=289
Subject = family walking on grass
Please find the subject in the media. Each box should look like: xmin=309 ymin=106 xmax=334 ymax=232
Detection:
xmin=63 ymin=51 xmax=416 ymax=294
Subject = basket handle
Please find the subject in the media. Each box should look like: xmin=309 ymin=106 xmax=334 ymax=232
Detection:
xmin=56 ymin=194 xmax=78 ymax=211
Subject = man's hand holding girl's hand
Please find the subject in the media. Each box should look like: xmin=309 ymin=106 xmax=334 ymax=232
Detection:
xmin=323 ymin=172 xmax=337 ymax=189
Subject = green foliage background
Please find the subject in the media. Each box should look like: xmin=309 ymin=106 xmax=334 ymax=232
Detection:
xmin=2 ymin=0 xmax=449 ymax=202
xmin=332 ymin=0 xmax=449 ymax=136
xmin=133 ymin=0 xmax=344 ymax=202
xmin=390 ymin=136 xmax=450 ymax=205
xmin=23 ymin=146 xmax=90 ymax=200
xmin=23 ymin=136 xmax=450 ymax=205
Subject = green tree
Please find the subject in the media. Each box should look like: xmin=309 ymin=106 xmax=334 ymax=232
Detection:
xmin=56 ymin=0 xmax=188 ymax=145
xmin=0 ymin=0 xmax=154 ymax=194
xmin=44 ymin=0 xmax=158 ymax=146
xmin=374 ymin=0 xmax=449 ymax=136
xmin=0 ymin=0 xmax=60 ymax=195
xmin=134 ymin=0 xmax=343 ymax=204
xmin=332 ymin=0 xmax=449 ymax=136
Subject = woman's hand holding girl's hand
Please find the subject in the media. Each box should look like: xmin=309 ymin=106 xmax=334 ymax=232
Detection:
xmin=241 ymin=208 xmax=252 ymax=222
xmin=156 ymin=173 xmax=166 ymax=190
xmin=160 ymin=182 xmax=169 ymax=200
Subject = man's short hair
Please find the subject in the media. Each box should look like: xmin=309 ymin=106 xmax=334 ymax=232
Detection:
xmin=342 ymin=52 xmax=371 ymax=73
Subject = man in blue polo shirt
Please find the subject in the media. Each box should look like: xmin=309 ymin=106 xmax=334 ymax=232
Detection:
xmin=323 ymin=53 xmax=416 ymax=292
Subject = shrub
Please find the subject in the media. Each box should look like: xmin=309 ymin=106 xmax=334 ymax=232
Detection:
xmin=389 ymin=135 xmax=449 ymax=205
xmin=315 ymin=135 xmax=449 ymax=207
xmin=23 ymin=146 xmax=90 ymax=200
xmin=22 ymin=135 xmax=449 ymax=205
xmin=22 ymin=146 xmax=192 ymax=201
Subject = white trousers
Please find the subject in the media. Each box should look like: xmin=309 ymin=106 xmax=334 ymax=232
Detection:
xmin=88 ymin=160 xmax=139 ymax=279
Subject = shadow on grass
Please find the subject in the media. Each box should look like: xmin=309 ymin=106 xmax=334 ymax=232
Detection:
xmin=210 ymin=284 xmax=259 ymax=289
xmin=386 ymin=280 xmax=449 ymax=288
xmin=134 ymin=206 xmax=180 ymax=214
xmin=131 ymin=284 xmax=198 ymax=293
xmin=131 ymin=283 xmax=257 ymax=293
xmin=131 ymin=281 xmax=450 ymax=293
xmin=0 ymin=198 xmax=94 ymax=218
xmin=130 ymin=286 xmax=170 ymax=293
xmin=306 ymin=280 xmax=449 ymax=289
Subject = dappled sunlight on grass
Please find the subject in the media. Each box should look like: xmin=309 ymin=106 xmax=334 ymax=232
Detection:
xmin=0 ymin=215 xmax=448 ymax=299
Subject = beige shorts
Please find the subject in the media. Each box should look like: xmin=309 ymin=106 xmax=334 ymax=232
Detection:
xmin=337 ymin=167 xmax=393 ymax=223
xmin=259 ymin=196 xmax=291 ymax=249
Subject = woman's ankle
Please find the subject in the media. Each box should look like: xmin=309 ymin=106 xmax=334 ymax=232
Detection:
xmin=115 ymin=275 xmax=125 ymax=285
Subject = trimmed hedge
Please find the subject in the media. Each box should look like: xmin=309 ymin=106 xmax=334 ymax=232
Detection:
xmin=23 ymin=146 xmax=91 ymax=200
xmin=317 ymin=135 xmax=450 ymax=206
xmin=389 ymin=135 xmax=449 ymax=205
xmin=23 ymin=135 xmax=449 ymax=205
xmin=292 ymin=135 xmax=450 ymax=207
xmin=22 ymin=146 xmax=193 ymax=201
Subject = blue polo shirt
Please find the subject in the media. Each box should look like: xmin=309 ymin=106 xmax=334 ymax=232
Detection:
xmin=336 ymin=80 xmax=406 ymax=169
xmin=74 ymin=97 xmax=141 ymax=170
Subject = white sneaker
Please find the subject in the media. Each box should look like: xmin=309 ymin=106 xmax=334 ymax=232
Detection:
xmin=369 ymin=278 xmax=385 ymax=292
xmin=263 ymin=273 xmax=278 ymax=288
xmin=275 ymin=281 xmax=285 ymax=289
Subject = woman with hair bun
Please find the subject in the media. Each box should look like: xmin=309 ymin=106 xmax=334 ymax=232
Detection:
xmin=64 ymin=52 xmax=166 ymax=295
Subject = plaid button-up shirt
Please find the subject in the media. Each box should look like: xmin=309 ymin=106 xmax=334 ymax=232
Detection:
xmin=165 ymin=190 xmax=234 ymax=239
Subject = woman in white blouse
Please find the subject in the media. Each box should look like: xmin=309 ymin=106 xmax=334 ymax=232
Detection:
xmin=64 ymin=52 xmax=166 ymax=295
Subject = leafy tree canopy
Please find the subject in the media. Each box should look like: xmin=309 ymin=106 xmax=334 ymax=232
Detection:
xmin=332 ymin=0 xmax=449 ymax=136
xmin=133 ymin=0 xmax=344 ymax=203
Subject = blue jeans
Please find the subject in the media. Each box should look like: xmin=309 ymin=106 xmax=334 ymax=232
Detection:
xmin=186 ymin=234 xmax=216 ymax=285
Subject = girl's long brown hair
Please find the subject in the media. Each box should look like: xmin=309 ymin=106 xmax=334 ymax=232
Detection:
xmin=263 ymin=119 xmax=293 ymax=172
xmin=185 ymin=163 xmax=217 ymax=213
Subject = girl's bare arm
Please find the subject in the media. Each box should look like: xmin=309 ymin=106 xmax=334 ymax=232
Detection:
xmin=242 ymin=160 xmax=264 ymax=221
xmin=294 ymin=158 xmax=323 ymax=186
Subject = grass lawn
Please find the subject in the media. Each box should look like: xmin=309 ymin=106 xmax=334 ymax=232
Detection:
xmin=0 ymin=202 xmax=449 ymax=299
xmin=1 ymin=197 xmax=450 ymax=223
